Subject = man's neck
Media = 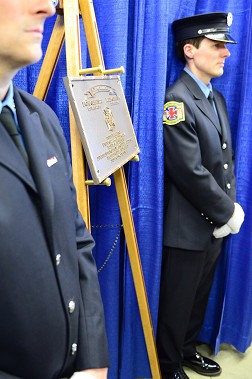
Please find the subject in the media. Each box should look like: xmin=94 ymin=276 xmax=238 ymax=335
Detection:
xmin=0 ymin=84 xmax=11 ymax=102
xmin=185 ymin=64 xmax=211 ymax=86
xmin=184 ymin=67 xmax=212 ymax=99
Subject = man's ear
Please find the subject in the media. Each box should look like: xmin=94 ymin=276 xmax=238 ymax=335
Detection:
xmin=183 ymin=44 xmax=195 ymax=59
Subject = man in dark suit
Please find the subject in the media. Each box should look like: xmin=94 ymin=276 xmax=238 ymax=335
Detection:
xmin=156 ymin=12 xmax=244 ymax=379
xmin=0 ymin=1 xmax=109 ymax=378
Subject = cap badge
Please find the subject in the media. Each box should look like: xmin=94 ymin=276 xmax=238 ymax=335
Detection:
xmin=227 ymin=12 xmax=233 ymax=27
xmin=163 ymin=101 xmax=185 ymax=126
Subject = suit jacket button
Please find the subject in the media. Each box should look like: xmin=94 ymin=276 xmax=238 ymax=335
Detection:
xmin=56 ymin=254 xmax=61 ymax=266
xmin=227 ymin=183 xmax=231 ymax=189
xmin=222 ymin=143 xmax=227 ymax=149
xmin=71 ymin=343 xmax=78 ymax=355
xmin=223 ymin=163 xmax=229 ymax=170
xmin=68 ymin=300 xmax=75 ymax=314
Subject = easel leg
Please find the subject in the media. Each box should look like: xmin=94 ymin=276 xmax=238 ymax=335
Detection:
xmin=33 ymin=8 xmax=90 ymax=227
xmin=114 ymin=169 xmax=161 ymax=378
xmin=33 ymin=15 xmax=65 ymax=100
xmin=63 ymin=0 xmax=91 ymax=228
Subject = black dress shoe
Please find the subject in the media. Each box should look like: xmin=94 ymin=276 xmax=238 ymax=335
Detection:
xmin=163 ymin=368 xmax=189 ymax=379
xmin=183 ymin=352 xmax=221 ymax=376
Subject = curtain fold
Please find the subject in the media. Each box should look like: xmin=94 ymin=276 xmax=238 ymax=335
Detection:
xmin=13 ymin=0 xmax=252 ymax=378
xmin=120 ymin=1 xmax=168 ymax=377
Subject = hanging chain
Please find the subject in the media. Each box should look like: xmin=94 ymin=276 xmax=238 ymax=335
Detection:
xmin=91 ymin=224 xmax=123 ymax=273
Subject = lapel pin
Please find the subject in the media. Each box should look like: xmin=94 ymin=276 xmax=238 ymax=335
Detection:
xmin=47 ymin=156 xmax=58 ymax=167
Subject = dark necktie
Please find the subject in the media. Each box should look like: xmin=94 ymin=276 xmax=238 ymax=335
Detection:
xmin=0 ymin=106 xmax=29 ymax=166
xmin=208 ymin=90 xmax=215 ymax=108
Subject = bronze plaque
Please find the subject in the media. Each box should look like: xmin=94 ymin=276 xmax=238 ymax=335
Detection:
xmin=64 ymin=76 xmax=140 ymax=184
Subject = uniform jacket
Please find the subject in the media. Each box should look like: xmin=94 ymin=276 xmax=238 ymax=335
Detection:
xmin=163 ymin=71 xmax=236 ymax=250
xmin=0 ymin=87 xmax=109 ymax=379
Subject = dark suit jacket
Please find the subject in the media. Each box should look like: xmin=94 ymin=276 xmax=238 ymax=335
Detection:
xmin=0 ymin=87 xmax=109 ymax=379
xmin=163 ymin=71 xmax=236 ymax=250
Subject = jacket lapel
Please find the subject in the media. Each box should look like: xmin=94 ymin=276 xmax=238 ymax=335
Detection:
xmin=0 ymin=120 xmax=37 ymax=193
xmin=180 ymin=71 xmax=222 ymax=135
xmin=14 ymin=89 xmax=55 ymax=238
xmin=213 ymin=90 xmax=228 ymax=143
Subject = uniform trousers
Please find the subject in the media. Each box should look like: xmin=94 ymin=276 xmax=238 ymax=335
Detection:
xmin=156 ymin=237 xmax=223 ymax=373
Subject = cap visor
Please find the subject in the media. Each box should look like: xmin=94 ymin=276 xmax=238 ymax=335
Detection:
xmin=205 ymin=33 xmax=237 ymax=44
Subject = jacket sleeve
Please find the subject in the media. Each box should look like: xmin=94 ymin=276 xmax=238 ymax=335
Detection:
xmin=60 ymin=125 xmax=110 ymax=369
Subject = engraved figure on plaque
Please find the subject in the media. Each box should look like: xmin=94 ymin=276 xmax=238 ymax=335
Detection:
xmin=103 ymin=107 xmax=115 ymax=131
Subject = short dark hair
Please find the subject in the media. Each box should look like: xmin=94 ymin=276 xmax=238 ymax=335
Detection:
xmin=175 ymin=37 xmax=205 ymax=64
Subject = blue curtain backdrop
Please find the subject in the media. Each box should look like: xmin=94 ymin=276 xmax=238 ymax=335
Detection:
xmin=13 ymin=0 xmax=252 ymax=378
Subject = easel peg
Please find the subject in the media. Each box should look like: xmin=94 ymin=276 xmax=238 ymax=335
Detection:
xmin=101 ymin=178 xmax=112 ymax=186
xmin=101 ymin=66 xmax=125 ymax=75
xmin=85 ymin=178 xmax=111 ymax=187
xmin=131 ymin=155 xmax=140 ymax=162
xmin=79 ymin=65 xmax=103 ymax=75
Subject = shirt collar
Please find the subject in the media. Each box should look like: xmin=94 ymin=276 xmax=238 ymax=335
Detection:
xmin=0 ymin=82 xmax=20 ymax=128
xmin=0 ymin=82 xmax=16 ymax=114
xmin=184 ymin=67 xmax=212 ymax=98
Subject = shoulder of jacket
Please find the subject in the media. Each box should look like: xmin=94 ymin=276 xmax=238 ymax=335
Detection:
xmin=15 ymin=87 xmax=55 ymax=115
xmin=165 ymin=80 xmax=191 ymax=101
xmin=163 ymin=80 xmax=196 ymax=126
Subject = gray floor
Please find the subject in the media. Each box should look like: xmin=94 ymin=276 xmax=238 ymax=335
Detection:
xmin=184 ymin=343 xmax=252 ymax=379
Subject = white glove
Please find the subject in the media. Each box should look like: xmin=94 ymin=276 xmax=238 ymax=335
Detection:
xmin=227 ymin=202 xmax=245 ymax=234
xmin=213 ymin=203 xmax=245 ymax=238
xmin=213 ymin=223 xmax=232 ymax=238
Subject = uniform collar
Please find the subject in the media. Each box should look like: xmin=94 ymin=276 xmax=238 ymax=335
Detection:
xmin=184 ymin=67 xmax=212 ymax=98
xmin=0 ymin=82 xmax=16 ymax=114
xmin=0 ymin=82 xmax=19 ymax=127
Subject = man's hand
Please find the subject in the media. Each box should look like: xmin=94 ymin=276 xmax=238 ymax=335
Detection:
xmin=69 ymin=368 xmax=108 ymax=379
xmin=227 ymin=202 xmax=245 ymax=234
xmin=213 ymin=203 xmax=245 ymax=239
xmin=213 ymin=223 xmax=232 ymax=238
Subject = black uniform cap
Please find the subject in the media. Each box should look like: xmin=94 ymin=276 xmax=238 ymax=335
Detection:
xmin=173 ymin=12 xmax=236 ymax=44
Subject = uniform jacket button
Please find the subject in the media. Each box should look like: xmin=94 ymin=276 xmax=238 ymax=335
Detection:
xmin=222 ymin=143 xmax=227 ymax=150
xmin=223 ymin=163 xmax=229 ymax=170
xmin=71 ymin=343 xmax=78 ymax=355
xmin=68 ymin=300 xmax=75 ymax=314
xmin=227 ymin=183 xmax=231 ymax=189
xmin=56 ymin=254 xmax=61 ymax=266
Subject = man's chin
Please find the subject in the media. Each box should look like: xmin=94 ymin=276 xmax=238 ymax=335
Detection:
xmin=213 ymin=68 xmax=224 ymax=78
xmin=18 ymin=52 xmax=43 ymax=68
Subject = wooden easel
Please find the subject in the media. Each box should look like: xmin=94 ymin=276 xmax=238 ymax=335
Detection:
xmin=34 ymin=0 xmax=161 ymax=377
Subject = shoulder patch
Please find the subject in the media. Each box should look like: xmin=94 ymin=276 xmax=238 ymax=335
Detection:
xmin=163 ymin=101 xmax=185 ymax=126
